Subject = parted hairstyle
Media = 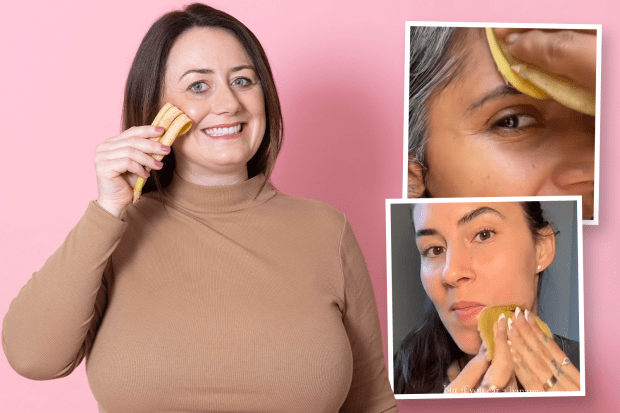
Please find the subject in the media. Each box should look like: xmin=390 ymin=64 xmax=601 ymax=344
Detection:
xmin=393 ymin=201 xmax=555 ymax=393
xmin=122 ymin=3 xmax=283 ymax=196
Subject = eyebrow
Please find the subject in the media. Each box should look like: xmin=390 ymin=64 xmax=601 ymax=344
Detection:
xmin=465 ymin=84 xmax=525 ymax=113
xmin=179 ymin=65 xmax=257 ymax=81
xmin=457 ymin=206 xmax=505 ymax=225
xmin=415 ymin=228 xmax=438 ymax=238
xmin=415 ymin=206 xmax=505 ymax=238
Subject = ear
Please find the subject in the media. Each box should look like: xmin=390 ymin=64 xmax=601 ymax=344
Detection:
xmin=535 ymin=226 xmax=556 ymax=273
xmin=408 ymin=155 xmax=426 ymax=198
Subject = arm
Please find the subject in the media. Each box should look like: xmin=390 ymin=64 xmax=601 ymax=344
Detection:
xmin=338 ymin=217 xmax=398 ymax=413
xmin=2 ymin=201 xmax=127 ymax=379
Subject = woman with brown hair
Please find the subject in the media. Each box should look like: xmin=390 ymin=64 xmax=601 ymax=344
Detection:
xmin=2 ymin=4 xmax=397 ymax=412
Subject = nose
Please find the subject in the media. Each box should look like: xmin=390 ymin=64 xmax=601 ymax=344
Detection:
xmin=441 ymin=245 xmax=475 ymax=287
xmin=551 ymin=161 xmax=594 ymax=190
xmin=548 ymin=114 xmax=595 ymax=193
xmin=211 ymin=84 xmax=242 ymax=115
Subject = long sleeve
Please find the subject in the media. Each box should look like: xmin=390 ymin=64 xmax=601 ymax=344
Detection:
xmin=339 ymin=218 xmax=398 ymax=413
xmin=2 ymin=201 xmax=127 ymax=380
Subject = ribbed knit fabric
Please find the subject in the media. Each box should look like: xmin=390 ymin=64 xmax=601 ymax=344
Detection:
xmin=2 ymin=172 xmax=398 ymax=413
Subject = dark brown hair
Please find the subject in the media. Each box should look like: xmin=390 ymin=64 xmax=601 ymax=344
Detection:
xmin=123 ymin=3 xmax=283 ymax=195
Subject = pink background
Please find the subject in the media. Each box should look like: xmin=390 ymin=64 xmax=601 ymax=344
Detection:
xmin=0 ymin=0 xmax=617 ymax=411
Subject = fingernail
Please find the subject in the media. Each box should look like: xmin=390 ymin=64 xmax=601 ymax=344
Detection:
xmin=154 ymin=160 xmax=164 ymax=168
xmin=515 ymin=307 xmax=521 ymax=319
xmin=498 ymin=313 xmax=506 ymax=322
xmin=507 ymin=318 xmax=513 ymax=330
xmin=507 ymin=340 xmax=512 ymax=346
xmin=506 ymin=33 xmax=519 ymax=44
xmin=524 ymin=309 xmax=530 ymax=321
xmin=161 ymin=145 xmax=171 ymax=153
xmin=155 ymin=126 xmax=164 ymax=132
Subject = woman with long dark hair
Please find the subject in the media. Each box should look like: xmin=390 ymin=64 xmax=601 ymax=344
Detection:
xmin=394 ymin=201 xmax=580 ymax=393
xmin=2 ymin=4 xmax=397 ymax=412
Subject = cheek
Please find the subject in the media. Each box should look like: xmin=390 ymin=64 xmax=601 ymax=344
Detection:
xmin=472 ymin=243 xmax=538 ymax=306
xmin=426 ymin=135 xmax=555 ymax=197
xmin=246 ymin=93 xmax=267 ymax=129
xmin=420 ymin=268 xmax=445 ymax=308
xmin=172 ymin=100 xmax=209 ymax=126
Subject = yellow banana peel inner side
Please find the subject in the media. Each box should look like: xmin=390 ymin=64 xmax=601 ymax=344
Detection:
xmin=485 ymin=27 xmax=595 ymax=116
xmin=478 ymin=305 xmax=553 ymax=360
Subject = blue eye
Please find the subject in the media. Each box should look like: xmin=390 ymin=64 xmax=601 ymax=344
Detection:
xmin=190 ymin=82 xmax=208 ymax=93
xmin=232 ymin=77 xmax=251 ymax=87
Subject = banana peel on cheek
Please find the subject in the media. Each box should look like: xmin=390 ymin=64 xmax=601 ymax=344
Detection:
xmin=478 ymin=305 xmax=553 ymax=360
xmin=486 ymin=28 xmax=596 ymax=116
xmin=132 ymin=103 xmax=192 ymax=206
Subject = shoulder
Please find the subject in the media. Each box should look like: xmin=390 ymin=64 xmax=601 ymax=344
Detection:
xmin=268 ymin=192 xmax=347 ymax=231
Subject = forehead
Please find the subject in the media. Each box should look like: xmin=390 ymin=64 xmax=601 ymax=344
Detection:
xmin=166 ymin=27 xmax=252 ymax=75
xmin=431 ymin=28 xmax=506 ymax=108
xmin=413 ymin=202 xmax=525 ymax=229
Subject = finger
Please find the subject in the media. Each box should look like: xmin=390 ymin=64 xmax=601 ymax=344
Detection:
xmin=509 ymin=310 xmax=555 ymax=385
xmin=96 ymin=146 xmax=165 ymax=172
xmin=445 ymin=347 xmax=490 ymax=393
xmin=505 ymin=373 xmax=519 ymax=392
xmin=100 ymin=158 xmax=151 ymax=180
xmin=493 ymin=28 xmax=598 ymax=42
xmin=508 ymin=330 xmax=545 ymax=391
xmin=106 ymin=125 xmax=165 ymax=143
xmin=503 ymin=29 xmax=597 ymax=90
xmin=508 ymin=313 xmax=571 ymax=392
xmin=98 ymin=136 xmax=171 ymax=157
xmin=523 ymin=310 xmax=581 ymax=388
xmin=485 ymin=314 xmax=513 ymax=390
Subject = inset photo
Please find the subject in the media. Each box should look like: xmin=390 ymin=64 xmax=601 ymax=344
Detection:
xmin=402 ymin=23 xmax=601 ymax=224
xmin=386 ymin=197 xmax=584 ymax=398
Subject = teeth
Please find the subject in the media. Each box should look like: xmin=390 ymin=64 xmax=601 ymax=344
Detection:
xmin=205 ymin=124 xmax=242 ymax=137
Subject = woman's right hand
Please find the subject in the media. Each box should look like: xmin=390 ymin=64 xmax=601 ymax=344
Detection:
xmin=93 ymin=125 xmax=170 ymax=217
xmin=494 ymin=28 xmax=597 ymax=95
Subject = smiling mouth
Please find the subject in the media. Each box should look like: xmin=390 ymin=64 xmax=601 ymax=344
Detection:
xmin=203 ymin=123 xmax=245 ymax=138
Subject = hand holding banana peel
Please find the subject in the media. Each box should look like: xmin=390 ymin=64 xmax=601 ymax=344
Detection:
xmin=487 ymin=28 xmax=597 ymax=116
xmin=93 ymin=103 xmax=191 ymax=217
xmin=132 ymin=104 xmax=192 ymax=205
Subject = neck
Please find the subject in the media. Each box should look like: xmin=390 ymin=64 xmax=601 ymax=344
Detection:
xmin=175 ymin=160 xmax=249 ymax=186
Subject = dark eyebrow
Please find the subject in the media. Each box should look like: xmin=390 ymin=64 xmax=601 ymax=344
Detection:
xmin=179 ymin=68 xmax=213 ymax=81
xmin=457 ymin=207 xmax=505 ymax=226
xmin=415 ymin=228 xmax=438 ymax=238
xmin=466 ymin=84 xmax=525 ymax=114
xmin=179 ymin=65 xmax=256 ymax=81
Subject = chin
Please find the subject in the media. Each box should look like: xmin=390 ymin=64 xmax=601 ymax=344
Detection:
xmin=452 ymin=332 xmax=482 ymax=356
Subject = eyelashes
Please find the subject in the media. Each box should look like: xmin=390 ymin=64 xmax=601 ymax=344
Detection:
xmin=419 ymin=228 xmax=497 ymax=259
xmin=187 ymin=76 xmax=255 ymax=95
xmin=421 ymin=246 xmax=445 ymax=258
xmin=189 ymin=81 xmax=208 ymax=93
xmin=486 ymin=106 xmax=545 ymax=138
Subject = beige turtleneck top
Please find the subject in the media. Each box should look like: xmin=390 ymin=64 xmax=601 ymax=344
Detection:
xmin=2 ymin=173 xmax=398 ymax=413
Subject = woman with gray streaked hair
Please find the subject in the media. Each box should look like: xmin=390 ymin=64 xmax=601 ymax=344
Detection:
xmin=406 ymin=26 xmax=597 ymax=220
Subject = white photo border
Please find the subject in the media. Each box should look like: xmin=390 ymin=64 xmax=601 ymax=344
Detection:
xmin=386 ymin=195 xmax=585 ymax=399
xmin=402 ymin=22 xmax=601 ymax=225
